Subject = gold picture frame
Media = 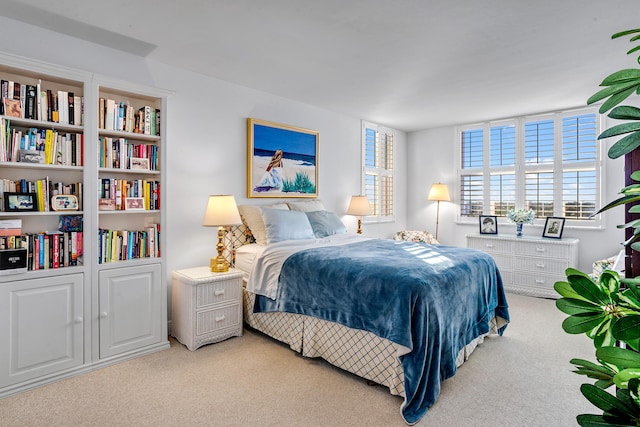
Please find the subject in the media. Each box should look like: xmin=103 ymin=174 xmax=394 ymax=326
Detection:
xmin=246 ymin=118 xmax=318 ymax=198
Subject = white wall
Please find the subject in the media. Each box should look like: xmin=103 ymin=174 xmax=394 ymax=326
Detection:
xmin=407 ymin=124 xmax=626 ymax=272
xmin=0 ymin=17 xmax=407 ymax=310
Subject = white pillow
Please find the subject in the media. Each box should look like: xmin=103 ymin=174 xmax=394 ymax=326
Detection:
xmin=237 ymin=203 xmax=289 ymax=245
xmin=261 ymin=208 xmax=315 ymax=244
xmin=305 ymin=210 xmax=347 ymax=238
xmin=286 ymin=199 xmax=325 ymax=212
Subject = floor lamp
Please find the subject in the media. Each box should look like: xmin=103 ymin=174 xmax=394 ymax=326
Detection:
xmin=427 ymin=183 xmax=450 ymax=241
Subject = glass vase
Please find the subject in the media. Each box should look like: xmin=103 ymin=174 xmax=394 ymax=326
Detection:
xmin=516 ymin=223 xmax=523 ymax=237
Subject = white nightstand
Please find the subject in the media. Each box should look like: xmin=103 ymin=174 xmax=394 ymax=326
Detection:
xmin=171 ymin=267 xmax=243 ymax=350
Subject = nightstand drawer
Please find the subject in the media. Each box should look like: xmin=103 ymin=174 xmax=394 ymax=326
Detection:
xmin=196 ymin=279 xmax=241 ymax=308
xmin=196 ymin=304 xmax=241 ymax=335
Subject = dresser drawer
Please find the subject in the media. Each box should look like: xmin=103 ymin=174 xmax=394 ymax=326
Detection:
xmin=513 ymin=272 xmax=563 ymax=292
xmin=467 ymin=237 xmax=514 ymax=254
xmin=514 ymin=241 xmax=570 ymax=259
xmin=196 ymin=278 xmax=242 ymax=308
xmin=515 ymin=257 xmax=569 ymax=275
xmin=196 ymin=304 xmax=241 ymax=336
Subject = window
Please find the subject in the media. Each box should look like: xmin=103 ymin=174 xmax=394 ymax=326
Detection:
xmin=362 ymin=121 xmax=394 ymax=222
xmin=458 ymin=108 xmax=601 ymax=227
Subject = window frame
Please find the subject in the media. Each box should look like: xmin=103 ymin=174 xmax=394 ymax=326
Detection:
xmin=361 ymin=120 xmax=396 ymax=224
xmin=456 ymin=107 xmax=604 ymax=229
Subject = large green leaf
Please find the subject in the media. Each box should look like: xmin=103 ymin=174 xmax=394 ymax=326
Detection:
xmin=630 ymin=170 xmax=640 ymax=182
xmin=556 ymin=281 xmax=590 ymax=301
xmin=600 ymin=87 xmax=638 ymax=114
xmin=599 ymin=122 xmax=640 ymax=139
xmin=567 ymin=269 xmax=609 ymax=304
xmin=612 ymin=29 xmax=640 ymax=39
xmin=600 ymin=68 xmax=640 ymax=85
xmin=581 ymin=383 xmax=638 ymax=417
xmin=557 ymin=298 xmax=602 ymax=315
xmin=597 ymin=346 xmax=640 ymax=369
xmin=600 ymin=271 xmax=622 ymax=295
xmin=613 ymin=315 xmax=640 ymax=341
xmin=588 ymin=80 xmax=640 ymax=104
xmin=619 ymin=183 xmax=640 ymax=194
xmin=609 ymin=105 xmax=640 ymax=120
xmin=563 ymin=313 xmax=607 ymax=334
xmin=592 ymin=194 xmax=640 ymax=215
xmin=575 ymin=414 xmax=612 ymax=427
xmin=608 ymin=131 xmax=640 ymax=159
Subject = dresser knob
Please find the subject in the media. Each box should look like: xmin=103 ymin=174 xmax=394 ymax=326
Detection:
xmin=486 ymin=244 xmax=494 ymax=248
xmin=536 ymin=248 xmax=545 ymax=253
xmin=75 ymin=317 xmax=83 ymax=323
xmin=214 ymin=290 xmax=225 ymax=296
xmin=101 ymin=312 xmax=108 ymax=318
xmin=536 ymin=263 xmax=545 ymax=268
xmin=215 ymin=315 xmax=226 ymax=322
xmin=535 ymin=279 xmax=545 ymax=284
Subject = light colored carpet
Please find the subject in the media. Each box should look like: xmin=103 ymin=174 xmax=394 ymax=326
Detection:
xmin=0 ymin=292 xmax=595 ymax=426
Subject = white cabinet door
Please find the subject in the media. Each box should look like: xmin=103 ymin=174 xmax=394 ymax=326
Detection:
xmin=98 ymin=264 xmax=162 ymax=359
xmin=0 ymin=274 xmax=83 ymax=387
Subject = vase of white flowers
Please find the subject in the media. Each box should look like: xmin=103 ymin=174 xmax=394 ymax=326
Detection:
xmin=506 ymin=208 xmax=535 ymax=237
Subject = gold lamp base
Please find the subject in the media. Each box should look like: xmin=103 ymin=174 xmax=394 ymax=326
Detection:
xmin=210 ymin=226 xmax=230 ymax=272
xmin=356 ymin=217 xmax=363 ymax=234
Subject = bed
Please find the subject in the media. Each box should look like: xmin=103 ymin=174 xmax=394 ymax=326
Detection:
xmin=231 ymin=201 xmax=509 ymax=425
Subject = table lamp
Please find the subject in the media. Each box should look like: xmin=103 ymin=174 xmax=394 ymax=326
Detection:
xmin=427 ymin=183 xmax=450 ymax=241
xmin=202 ymin=195 xmax=242 ymax=272
xmin=347 ymin=195 xmax=372 ymax=234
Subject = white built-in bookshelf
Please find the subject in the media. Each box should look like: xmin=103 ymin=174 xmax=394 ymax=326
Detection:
xmin=0 ymin=52 xmax=170 ymax=397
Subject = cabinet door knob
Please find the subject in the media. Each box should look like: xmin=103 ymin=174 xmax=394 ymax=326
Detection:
xmin=536 ymin=263 xmax=545 ymax=268
xmin=535 ymin=279 xmax=545 ymax=284
xmin=101 ymin=312 xmax=108 ymax=318
xmin=486 ymin=244 xmax=494 ymax=248
xmin=536 ymin=248 xmax=545 ymax=253
xmin=214 ymin=290 xmax=225 ymax=296
xmin=75 ymin=317 xmax=83 ymax=323
xmin=215 ymin=315 xmax=226 ymax=322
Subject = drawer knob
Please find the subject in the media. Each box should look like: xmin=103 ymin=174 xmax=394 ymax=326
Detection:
xmin=215 ymin=315 xmax=226 ymax=322
xmin=535 ymin=279 xmax=545 ymax=284
xmin=215 ymin=290 xmax=225 ymax=296
xmin=536 ymin=248 xmax=545 ymax=253
xmin=486 ymin=244 xmax=494 ymax=248
xmin=536 ymin=263 xmax=545 ymax=268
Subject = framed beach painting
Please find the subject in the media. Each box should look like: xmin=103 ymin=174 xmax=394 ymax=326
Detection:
xmin=247 ymin=118 xmax=319 ymax=198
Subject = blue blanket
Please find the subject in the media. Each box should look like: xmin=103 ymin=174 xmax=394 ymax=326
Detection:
xmin=253 ymin=239 xmax=509 ymax=424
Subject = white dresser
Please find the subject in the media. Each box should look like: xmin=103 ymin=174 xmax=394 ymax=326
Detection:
xmin=171 ymin=267 xmax=243 ymax=350
xmin=466 ymin=234 xmax=579 ymax=299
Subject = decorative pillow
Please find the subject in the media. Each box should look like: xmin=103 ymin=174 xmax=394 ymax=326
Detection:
xmin=305 ymin=210 xmax=347 ymax=238
xmin=261 ymin=208 xmax=315 ymax=244
xmin=286 ymin=199 xmax=325 ymax=212
xmin=393 ymin=230 xmax=439 ymax=245
xmin=237 ymin=203 xmax=289 ymax=245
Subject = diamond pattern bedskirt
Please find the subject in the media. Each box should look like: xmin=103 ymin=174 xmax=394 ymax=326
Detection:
xmin=243 ymin=285 xmax=499 ymax=399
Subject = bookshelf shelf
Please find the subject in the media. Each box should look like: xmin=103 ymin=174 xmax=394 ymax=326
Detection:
xmin=0 ymin=52 xmax=169 ymax=399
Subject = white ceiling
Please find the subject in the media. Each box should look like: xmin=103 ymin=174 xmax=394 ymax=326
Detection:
xmin=3 ymin=0 xmax=640 ymax=132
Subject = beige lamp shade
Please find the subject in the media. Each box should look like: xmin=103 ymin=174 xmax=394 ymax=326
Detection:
xmin=427 ymin=183 xmax=450 ymax=202
xmin=347 ymin=195 xmax=372 ymax=216
xmin=202 ymin=195 xmax=242 ymax=227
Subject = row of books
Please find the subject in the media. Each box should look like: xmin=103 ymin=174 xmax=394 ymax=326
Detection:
xmin=99 ymin=179 xmax=159 ymax=211
xmin=98 ymin=137 xmax=158 ymax=170
xmin=0 ymin=79 xmax=83 ymax=125
xmin=0 ymin=231 xmax=83 ymax=271
xmin=0 ymin=119 xmax=84 ymax=165
xmin=98 ymin=225 xmax=159 ymax=263
xmin=99 ymin=98 xmax=160 ymax=136
xmin=0 ymin=177 xmax=83 ymax=212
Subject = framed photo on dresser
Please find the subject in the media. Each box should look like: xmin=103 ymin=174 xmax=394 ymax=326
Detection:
xmin=542 ymin=217 xmax=565 ymax=239
xmin=479 ymin=215 xmax=498 ymax=235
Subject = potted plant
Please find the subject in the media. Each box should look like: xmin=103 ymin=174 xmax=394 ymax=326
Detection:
xmin=555 ymin=28 xmax=640 ymax=426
